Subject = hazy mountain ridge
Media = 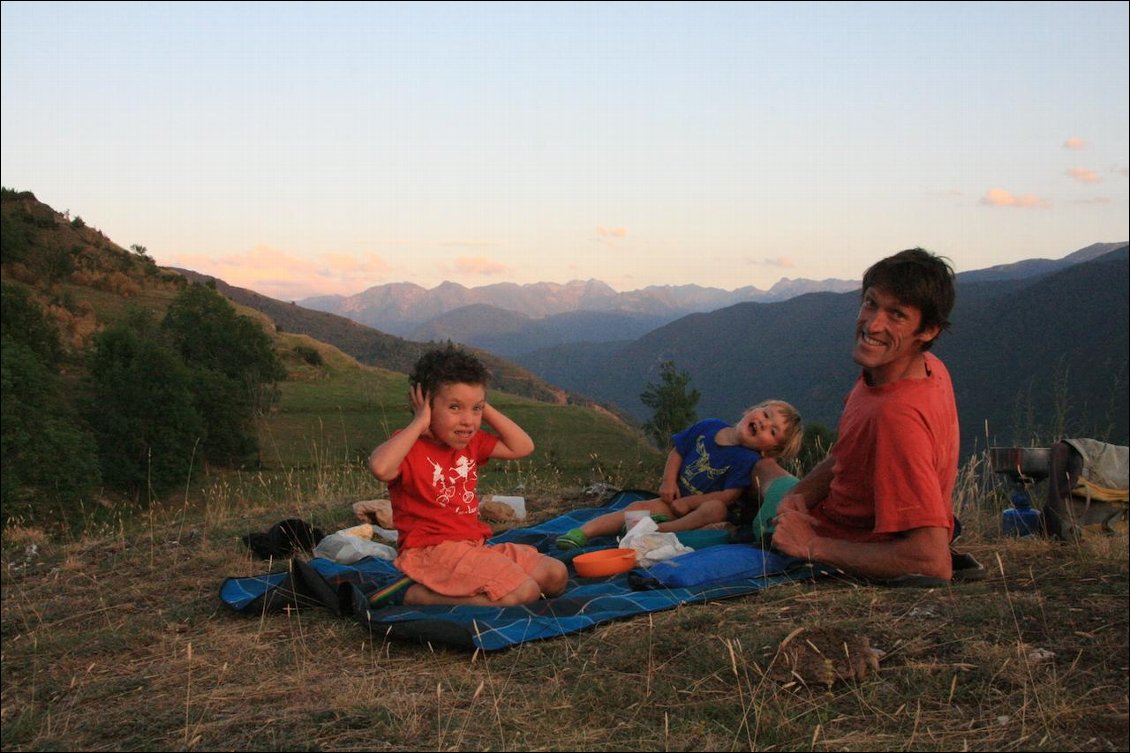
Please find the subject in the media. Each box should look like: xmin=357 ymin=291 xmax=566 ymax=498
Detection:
xmin=515 ymin=246 xmax=1130 ymax=456
xmin=955 ymin=242 xmax=1126 ymax=283
xmin=410 ymin=305 xmax=671 ymax=357
xmin=300 ymin=246 xmax=1122 ymax=354
xmin=298 ymin=276 xmax=860 ymax=338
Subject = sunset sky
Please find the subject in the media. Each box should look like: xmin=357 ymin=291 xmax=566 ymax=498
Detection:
xmin=2 ymin=1 xmax=1127 ymax=301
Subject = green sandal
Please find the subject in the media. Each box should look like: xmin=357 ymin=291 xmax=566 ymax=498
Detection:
xmin=555 ymin=528 xmax=589 ymax=550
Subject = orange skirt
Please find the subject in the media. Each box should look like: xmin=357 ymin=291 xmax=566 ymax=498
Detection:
xmin=394 ymin=540 xmax=544 ymax=601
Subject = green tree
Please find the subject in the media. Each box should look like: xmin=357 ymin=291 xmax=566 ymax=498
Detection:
xmin=1 ymin=284 xmax=101 ymax=523
xmin=160 ymin=283 xmax=285 ymax=466
xmin=640 ymin=360 xmax=700 ymax=448
xmin=83 ymin=312 xmax=205 ymax=498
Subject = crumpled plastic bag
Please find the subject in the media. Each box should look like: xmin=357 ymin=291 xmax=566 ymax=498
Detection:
xmin=314 ymin=530 xmax=397 ymax=564
xmin=618 ymin=515 xmax=693 ymax=567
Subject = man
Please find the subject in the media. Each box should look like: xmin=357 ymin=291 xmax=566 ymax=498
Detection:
xmin=772 ymin=248 xmax=958 ymax=580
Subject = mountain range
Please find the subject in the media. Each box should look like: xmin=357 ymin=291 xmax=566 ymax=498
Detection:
xmin=6 ymin=188 xmax=1123 ymax=461
xmin=513 ymin=244 xmax=1129 ymax=456
xmin=298 ymin=276 xmax=860 ymax=347
xmin=298 ymin=245 xmax=1122 ymax=358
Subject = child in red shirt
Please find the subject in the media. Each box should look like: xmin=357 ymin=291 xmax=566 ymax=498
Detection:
xmin=368 ymin=346 xmax=567 ymax=606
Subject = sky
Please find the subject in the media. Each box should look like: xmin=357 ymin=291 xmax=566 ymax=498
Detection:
xmin=2 ymin=2 xmax=1128 ymax=302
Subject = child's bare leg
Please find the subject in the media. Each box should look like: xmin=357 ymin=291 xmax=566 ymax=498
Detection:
xmin=656 ymin=498 xmax=730 ymax=532
xmin=530 ymin=556 xmax=568 ymax=597
xmin=579 ymin=499 xmax=671 ymax=538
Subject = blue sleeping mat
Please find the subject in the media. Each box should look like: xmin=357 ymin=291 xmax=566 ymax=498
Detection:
xmin=220 ymin=490 xmax=815 ymax=651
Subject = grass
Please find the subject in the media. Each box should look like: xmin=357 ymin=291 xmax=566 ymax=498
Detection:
xmin=3 ymin=361 xmax=1126 ymax=751
xmin=2 ymin=452 xmax=1126 ymax=752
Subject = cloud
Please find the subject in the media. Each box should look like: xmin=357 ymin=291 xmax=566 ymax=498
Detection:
xmin=1116 ymin=165 xmax=1130 ymax=178
xmin=1071 ymin=197 xmax=1112 ymax=205
xmin=980 ymin=188 xmax=1052 ymax=209
xmin=595 ymin=226 xmax=628 ymax=246
xmin=453 ymin=256 xmax=510 ymax=276
xmin=169 ymin=245 xmax=392 ymax=299
xmin=1063 ymin=136 xmax=1087 ymax=150
xmin=755 ymin=256 xmax=796 ymax=269
xmin=1066 ymin=167 xmax=1101 ymax=184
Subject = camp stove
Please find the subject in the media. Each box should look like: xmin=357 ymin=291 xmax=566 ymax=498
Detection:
xmin=989 ymin=447 xmax=1050 ymax=536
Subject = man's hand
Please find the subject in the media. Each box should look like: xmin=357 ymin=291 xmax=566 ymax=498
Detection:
xmin=659 ymin=479 xmax=679 ymax=505
xmin=770 ymin=497 xmax=822 ymax=561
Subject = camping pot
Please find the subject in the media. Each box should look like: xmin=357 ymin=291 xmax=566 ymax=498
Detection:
xmin=988 ymin=446 xmax=1051 ymax=481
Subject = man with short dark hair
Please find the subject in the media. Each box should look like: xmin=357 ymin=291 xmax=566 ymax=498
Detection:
xmin=772 ymin=248 xmax=959 ymax=580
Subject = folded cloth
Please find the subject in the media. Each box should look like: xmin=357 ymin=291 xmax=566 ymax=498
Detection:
xmin=1063 ymin=438 xmax=1129 ymax=491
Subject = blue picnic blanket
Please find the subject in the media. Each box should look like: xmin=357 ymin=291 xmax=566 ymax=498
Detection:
xmin=219 ymin=490 xmax=816 ymax=651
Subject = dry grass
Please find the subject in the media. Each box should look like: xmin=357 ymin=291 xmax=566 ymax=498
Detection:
xmin=2 ymin=465 xmax=1127 ymax=752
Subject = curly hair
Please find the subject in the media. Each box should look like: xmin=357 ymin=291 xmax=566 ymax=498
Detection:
xmin=408 ymin=345 xmax=491 ymax=398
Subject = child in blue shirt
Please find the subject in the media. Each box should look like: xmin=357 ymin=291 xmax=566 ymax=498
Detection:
xmin=557 ymin=400 xmax=802 ymax=549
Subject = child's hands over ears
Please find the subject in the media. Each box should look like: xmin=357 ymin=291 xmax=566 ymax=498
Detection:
xmin=409 ymin=383 xmax=431 ymax=426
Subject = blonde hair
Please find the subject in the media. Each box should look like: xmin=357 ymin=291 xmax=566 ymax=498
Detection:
xmin=745 ymin=399 xmax=803 ymax=461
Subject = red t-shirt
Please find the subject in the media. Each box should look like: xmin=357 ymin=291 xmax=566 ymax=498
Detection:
xmin=813 ymin=352 xmax=958 ymax=542
xmin=388 ymin=431 xmax=500 ymax=549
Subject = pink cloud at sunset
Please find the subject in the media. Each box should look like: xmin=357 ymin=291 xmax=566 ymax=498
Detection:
xmin=980 ymin=188 xmax=1052 ymax=209
xmin=596 ymin=226 xmax=628 ymax=246
xmin=760 ymin=256 xmax=796 ymax=269
xmin=597 ymin=226 xmax=627 ymax=238
xmin=1066 ymin=167 xmax=1101 ymax=184
xmin=1063 ymin=136 xmax=1087 ymax=150
xmin=169 ymin=245 xmax=392 ymax=300
xmin=453 ymin=256 xmax=510 ymax=277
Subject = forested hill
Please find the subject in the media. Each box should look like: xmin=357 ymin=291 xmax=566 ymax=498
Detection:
xmin=0 ymin=188 xmax=637 ymax=526
xmin=171 ymin=268 xmax=578 ymax=407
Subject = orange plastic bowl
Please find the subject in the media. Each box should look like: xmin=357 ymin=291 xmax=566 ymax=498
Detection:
xmin=573 ymin=548 xmax=637 ymax=577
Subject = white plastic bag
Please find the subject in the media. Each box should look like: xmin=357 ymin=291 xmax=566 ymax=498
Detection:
xmin=314 ymin=531 xmax=397 ymax=564
xmin=618 ymin=516 xmax=693 ymax=567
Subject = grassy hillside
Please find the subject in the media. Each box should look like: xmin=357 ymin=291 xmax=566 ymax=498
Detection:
xmin=1 ymin=189 xmax=661 ymax=528
xmin=174 ymin=268 xmax=600 ymax=410
xmin=261 ymin=333 xmax=664 ymax=493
